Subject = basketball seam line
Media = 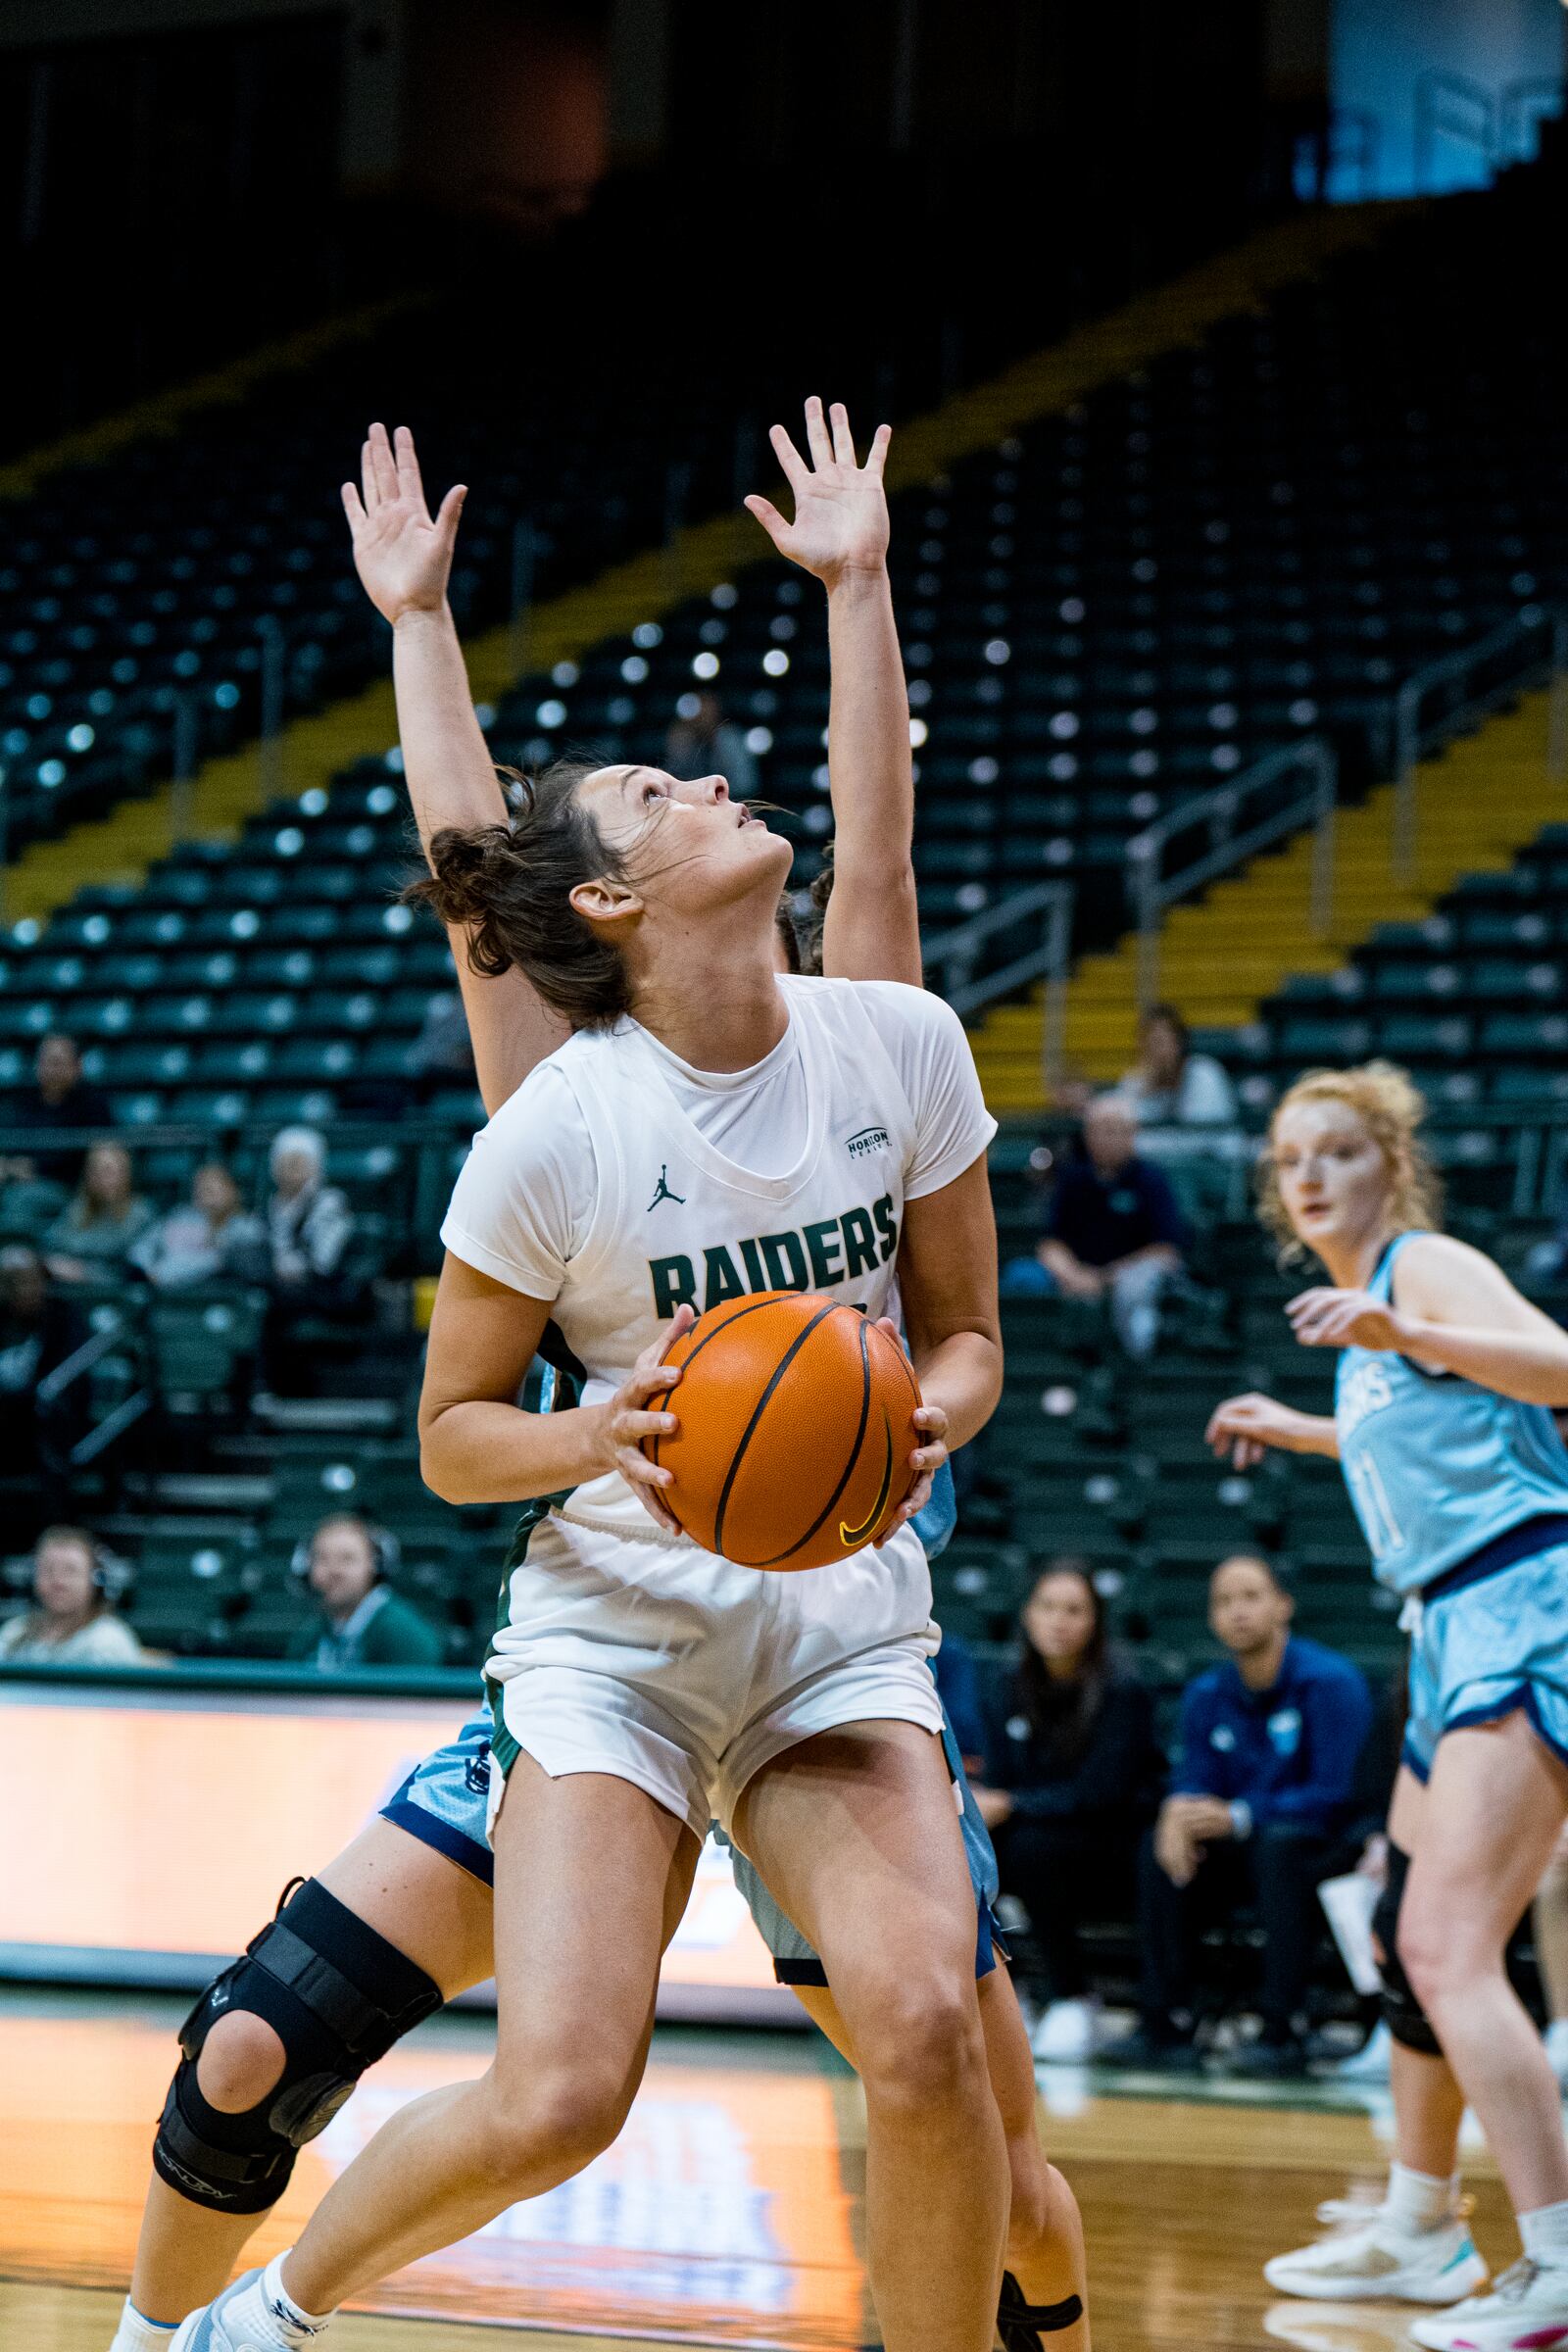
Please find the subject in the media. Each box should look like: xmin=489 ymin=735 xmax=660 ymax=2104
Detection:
xmin=646 ymin=1292 xmax=787 ymax=1473
xmin=711 ymin=1298 xmax=842 ymax=1561
xmin=749 ymin=1311 xmax=877 ymax=1568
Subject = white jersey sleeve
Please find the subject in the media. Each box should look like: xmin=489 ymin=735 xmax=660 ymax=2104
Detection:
xmin=854 ymin=981 xmax=997 ymax=1200
xmin=439 ymin=1060 xmax=599 ymax=1301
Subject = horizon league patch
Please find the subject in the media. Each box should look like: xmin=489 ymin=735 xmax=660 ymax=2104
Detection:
xmin=649 ymin=1192 xmax=899 ymax=1317
xmin=846 ymin=1124 xmax=890 ymax=1159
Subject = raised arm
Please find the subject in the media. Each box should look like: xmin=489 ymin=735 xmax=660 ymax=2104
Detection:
xmin=747 ymin=399 xmax=920 ymax=985
xmin=342 ymin=422 xmax=568 ymax=1112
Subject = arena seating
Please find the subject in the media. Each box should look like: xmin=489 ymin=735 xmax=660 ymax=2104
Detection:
xmin=0 ymin=138 xmax=1227 ymax=868
xmin=3 ymin=154 xmax=1567 ymax=1681
xmin=1238 ymin=822 xmax=1568 ymax=1123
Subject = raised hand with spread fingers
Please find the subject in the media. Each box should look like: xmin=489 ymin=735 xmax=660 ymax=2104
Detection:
xmin=341 ymin=421 xmax=468 ymax=626
xmin=745 ymin=396 xmax=892 ymax=587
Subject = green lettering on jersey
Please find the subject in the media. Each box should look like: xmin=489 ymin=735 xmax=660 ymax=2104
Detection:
xmin=650 ymin=1254 xmax=698 ymax=1317
xmin=840 ymin=1204 xmax=879 ymax=1281
xmin=739 ymin=1236 xmax=767 ymax=1291
xmin=804 ymin=1216 xmax=845 ymax=1288
xmin=873 ymin=1192 xmax=899 ymax=1264
xmin=760 ymin=1229 xmax=809 ymax=1291
xmin=703 ymin=1245 xmax=747 ymax=1308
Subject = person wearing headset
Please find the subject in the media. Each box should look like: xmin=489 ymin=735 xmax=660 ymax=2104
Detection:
xmin=286 ymin=1514 xmax=443 ymax=1671
xmin=0 ymin=1524 xmax=147 ymax=1665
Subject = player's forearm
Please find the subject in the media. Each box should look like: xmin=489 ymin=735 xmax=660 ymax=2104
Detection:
xmin=908 ymin=1328 xmax=1004 ymax=1451
xmin=1287 ymin=1411 xmax=1341 ymax=1458
xmin=419 ymin=1396 xmax=610 ymax=1505
xmin=392 ymin=605 xmax=510 ymax=859
xmin=822 ymin=564 xmax=920 ymax=984
xmin=1397 ymin=1317 xmax=1568 ymax=1406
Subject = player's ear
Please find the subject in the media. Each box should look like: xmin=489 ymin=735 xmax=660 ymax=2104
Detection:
xmin=570 ymin=875 xmax=642 ymax=931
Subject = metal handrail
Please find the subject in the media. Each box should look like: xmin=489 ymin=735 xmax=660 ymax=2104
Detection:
xmin=1125 ymin=741 xmax=1338 ymax=1015
xmin=922 ymin=881 xmax=1074 ymax=1098
xmin=1414 ymin=70 xmax=1495 ymax=191
xmin=1394 ymin=610 xmax=1568 ymax=884
xmin=1501 ymin=75 xmax=1565 ymax=164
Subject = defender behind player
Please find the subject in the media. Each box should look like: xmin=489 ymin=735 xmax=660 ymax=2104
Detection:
xmin=1208 ymin=1062 xmax=1568 ymax=2352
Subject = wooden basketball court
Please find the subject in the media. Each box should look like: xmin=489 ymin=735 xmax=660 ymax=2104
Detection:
xmin=0 ymin=1989 xmax=1514 ymax=2351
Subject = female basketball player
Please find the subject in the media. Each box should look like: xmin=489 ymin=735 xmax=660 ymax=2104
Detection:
xmin=1205 ymin=1062 xmax=1568 ymax=2352
xmin=113 ymin=416 xmax=1089 ymax=2352
xmin=150 ymin=404 xmax=1081 ymax=2352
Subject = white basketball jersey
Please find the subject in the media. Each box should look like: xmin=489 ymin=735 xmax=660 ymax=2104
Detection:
xmin=441 ymin=974 xmax=996 ymax=1556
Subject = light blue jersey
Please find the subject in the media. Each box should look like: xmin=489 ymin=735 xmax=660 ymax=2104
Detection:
xmin=1334 ymin=1231 xmax=1568 ymax=1596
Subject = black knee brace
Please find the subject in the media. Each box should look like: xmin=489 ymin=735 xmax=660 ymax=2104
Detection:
xmin=1372 ymin=1842 xmax=1443 ymax=2058
xmin=152 ymin=1877 xmax=442 ymax=2213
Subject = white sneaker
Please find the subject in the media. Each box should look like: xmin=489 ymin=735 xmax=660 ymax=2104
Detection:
xmin=171 ymin=2266 xmax=327 ymax=2352
xmin=1030 ymin=1998 xmax=1100 ymax=2064
xmin=1408 ymin=2258 xmax=1568 ymax=2349
xmin=1263 ymin=2213 xmax=1486 ymax=2304
xmin=1545 ymin=2020 xmax=1568 ymax=2091
xmin=1315 ymin=2191 xmax=1388 ymax=2227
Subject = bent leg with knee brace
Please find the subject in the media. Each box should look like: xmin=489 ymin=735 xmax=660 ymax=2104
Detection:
xmin=1373 ymin=1843 xmax=1444 ymax=2057
xmin=153 ymin=1877 xmax=442 ymax=2212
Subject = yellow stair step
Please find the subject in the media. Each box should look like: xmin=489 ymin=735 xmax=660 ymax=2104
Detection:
xmin=972 ymin=686 xmax=1565 ymax=1111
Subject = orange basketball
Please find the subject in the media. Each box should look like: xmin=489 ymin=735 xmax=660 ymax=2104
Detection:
xmin=643 ymin=1291 xmax=922 ymax=1571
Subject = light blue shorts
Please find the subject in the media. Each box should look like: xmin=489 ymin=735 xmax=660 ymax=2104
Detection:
xmin=1402 ymin=1538 xmax=1568 ymax=1781
xmin=380 ymin=1695 xmax=1004 ymax=1983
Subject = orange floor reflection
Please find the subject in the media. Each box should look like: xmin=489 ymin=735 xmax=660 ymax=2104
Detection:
xmin=0 ymin=1995 xmax=1523 ymax=2351
xmin=0 ymin=2002 xmax=868 ymax=2349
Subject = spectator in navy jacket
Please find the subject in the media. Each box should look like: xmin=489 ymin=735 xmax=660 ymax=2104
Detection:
xmin=1105 ymin=1552 xmax=1372 ymax=2078
xmin=1003 ymin=1096 xmax=1188 ymax=1357
xmin=974 ymin=1559 xmax=1162 ymax=2061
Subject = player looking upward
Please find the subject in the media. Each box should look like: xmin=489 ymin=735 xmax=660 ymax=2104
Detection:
xmin=124 ymin=408 xmax=1085 ymax=2352
xmin=1207 ymin=1062 xmax=1568 ymax=2352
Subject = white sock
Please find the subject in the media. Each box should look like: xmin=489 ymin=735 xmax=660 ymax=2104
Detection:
xmin=259 ymin=2254 xmax=334 ymax=2340
xmin=110 ymin=2301 xmax=178 ymax=2352
xmin=1519 ymin=2200 xmax=1568 ymax=2269
xmin=1385 ymin=2162 xmax=1460 ymax=2232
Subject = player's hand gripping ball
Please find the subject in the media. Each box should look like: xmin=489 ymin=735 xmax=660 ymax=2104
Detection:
xmin=641 ymin=1291 xmax=922 ymax=1570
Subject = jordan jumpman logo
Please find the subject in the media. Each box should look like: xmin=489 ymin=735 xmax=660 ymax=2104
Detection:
xmin=648 ymin=1164 xmax=686 ymax=1211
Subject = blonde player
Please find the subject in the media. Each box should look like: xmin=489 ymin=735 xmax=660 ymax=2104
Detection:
xmin=1207 ymin=1064 xmax=1568 ymax=2352
xmin=162 ymin=404 xmax=1051 ymax=2352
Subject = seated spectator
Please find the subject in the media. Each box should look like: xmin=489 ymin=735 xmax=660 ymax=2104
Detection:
xmin=130 ymin=1161 xmax=269 ymax=1290
xmin=264 ymin=1127 xmax=359 ymax=1392
xmin=43 ymin=1141 xmax=155 ymax=1285
xmin=1115 ymin=1004 xmax=1237 ymax=1135
xmin=0 ymin=1245 xmax=86 ymax=1523
xmin=973 ymin=1559 xmax=1161 ymax=2062
xmin=664 ymin=691 xmax=760 ymax=798
xmin=1003 ymin=1096 xmax=1188 ymax=1357
xmin=267 ymin=1127 xmax=353 ymax=1287
xmin=1103 ymin=1554 xmax=1372 ymax=2078
xmin=0 ymin=1524 xmax=147 ymax=1667
xmin=0 ymin=1167 xmax=68 ymax=1245
xmin=0 ymin=1244 xmax=55 ymax=1409
xmin=0 ymin=1032 xmax=114 ymax=1186
xmin=286 ymin=1515 xmax=443 ymax=1670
